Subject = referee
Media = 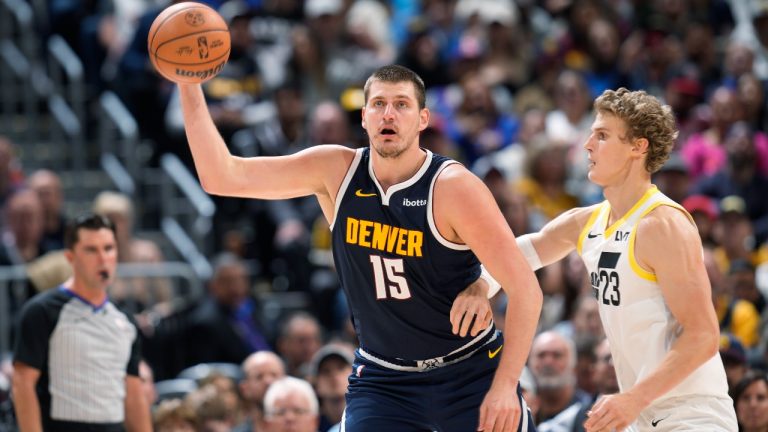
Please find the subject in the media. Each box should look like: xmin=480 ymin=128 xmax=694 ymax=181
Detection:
xmin=12 ymin=214 xmax=151 ymax=431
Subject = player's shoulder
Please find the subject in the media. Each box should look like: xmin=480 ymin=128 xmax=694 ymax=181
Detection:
xmin=550 ymin=203 xmax=602 ymax=231
xmin=638 ymin=204 xmax=698 ymax=241
xmin=306 ymin=143 xmax=357 ymax=159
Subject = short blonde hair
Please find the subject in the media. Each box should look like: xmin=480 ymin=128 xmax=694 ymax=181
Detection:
xmin=594 ymin=88 xmax=678 ymax=173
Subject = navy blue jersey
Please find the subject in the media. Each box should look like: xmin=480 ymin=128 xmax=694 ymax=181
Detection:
xmin=331 ymin=148 xmax=493 ymax=360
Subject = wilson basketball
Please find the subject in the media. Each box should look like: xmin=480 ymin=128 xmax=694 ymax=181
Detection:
xmin=148 ymin=2 xmax=230 ymax=84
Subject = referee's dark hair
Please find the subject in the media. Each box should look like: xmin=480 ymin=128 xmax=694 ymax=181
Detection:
xmin=64 ymin=213 xmax=117 ymax=249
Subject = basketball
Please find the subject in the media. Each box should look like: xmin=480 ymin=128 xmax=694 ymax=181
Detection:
xmin=148 ymin=2 xmax=231 ymax=84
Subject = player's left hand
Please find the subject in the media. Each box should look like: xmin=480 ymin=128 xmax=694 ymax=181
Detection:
xmin=583 ymin=392 xmax=644 ymax=432
xmin=478 ymin=382 xmax=520 ymax=432
xmin=450 ymin=278 xmax=493 ymax=337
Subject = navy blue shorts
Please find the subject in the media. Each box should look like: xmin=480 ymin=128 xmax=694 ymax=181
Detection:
xmin=341 ymin=332 xmax=536 ymax=431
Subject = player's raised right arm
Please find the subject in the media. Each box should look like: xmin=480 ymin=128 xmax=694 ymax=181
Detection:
xmin=177 ymin=83 xmax=352 ymax=201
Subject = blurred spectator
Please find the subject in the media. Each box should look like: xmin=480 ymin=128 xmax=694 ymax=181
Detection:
xmin=681 ymin=87 xmax=753 ymax=179
xmin=185 ymin=383 xmax=240 ymax=432
xmin=560 ymin=77 xmax=606 ymax=202
xmin=663 ymin=74 xmax=705 ymax=145
xmin=0 ymin=136 xmax=23 ymax=208
xmin=711 ymin=196 xmax=768 ymax=272
xmin=476 ymin=1 xmax=532 ymax=90
xmin=591 ymin=337 xmax=620 ymax=397
xmin=728 ymin=259 xmax=766 ymax=315
xmin=472 ymin=107 xmax=546 ymax=185
xmin=441 ymin=70 xmax=518 ymax=164
xmin=720 ymin=333 xmax=750 ymax=398
xmin=237 ymin=351 xmax=286 ymax=431
xmin=397 ymin=19 xmax=452 ymax=89
xmin=682 ymin=194 xmax=719 ymax=247
xmin=738 ymin=73 xmax=768 ymax=133
xmin=538 ymin=253 xmax=590 ymax=333
xmin=307 ymin=343 xmax=354 ymax=431
xmin=514 ymin=136 xmax=578 ymax=223
xmin=733 ymin=370 xmax=768 ymax=432
xmin=528 ymin=331 xmax=591 ymax=424
xmin=706 ymin=247 xmax=760 ymax=349
xmin=92 ymin=191 xmax=171 ymax=312
xmin=544 ymin=70 xmax=593 ymax=166
xmin=692 ymin=122 xmax=768 ymax=244
xmin=153 ymin=399 xmax=198 ymax=432
xmin=276 ymin=312 xmax=323 ymax=377
xmin=553 ymin=293 xmax=604 ymax=346
xmin=27 ymin=170 xmax=66 ymax=251
xmin=0 ymin=190 xmax=47 ymax=266
xmin=582 ymin=18 xmax=627 ymax=97
xmin=653 ymin=153 xmax=691 ymax=204
xmin=345 ymin=0 xmax=395 ymax=65
xmin=0 ymin=189 xmax=48 ymax=284
xmin=539 ymin=337 xmax=619 ymax=432
xmin=260 ymin=376 xmax=320 ymax=432
xmin=185 ymin=252 xmax=270 ymax=366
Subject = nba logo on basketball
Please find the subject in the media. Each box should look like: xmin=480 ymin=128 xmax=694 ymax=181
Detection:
xmin=197 ymin=36 xmax=209 ymax=59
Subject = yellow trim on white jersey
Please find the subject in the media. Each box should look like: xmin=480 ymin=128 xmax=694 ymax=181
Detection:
xmin=577 ymin=201 xmax=608 ymax=256
xmin=604 ymin=186 xmax=658 ymax=239
xmin=627 ymin=199 xmax=694 ymax=282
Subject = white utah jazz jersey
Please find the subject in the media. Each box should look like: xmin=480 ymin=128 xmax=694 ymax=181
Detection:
xmin=578 ymin=186 xmax=730 ymax=404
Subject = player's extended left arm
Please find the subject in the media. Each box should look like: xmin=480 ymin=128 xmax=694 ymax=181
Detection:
xmin=585 ymin=208 xmax=720 ymax=431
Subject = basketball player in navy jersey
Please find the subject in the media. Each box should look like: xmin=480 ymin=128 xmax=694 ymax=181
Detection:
xmin=177 ymin=65 xmax=542 ymax=431
xmin=485 ymin=88 xmax=736 ymax=431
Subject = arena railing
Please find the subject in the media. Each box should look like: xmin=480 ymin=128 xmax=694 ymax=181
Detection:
xmin=0 ymin=261 xmax=205 ymax=355
xmin=98 ymin=91 xmax=141 ymax=180
xmin=47 ymin=34 xmax=86 ymax=145
xmin=160 ymin=153 xmax=216 ymax=257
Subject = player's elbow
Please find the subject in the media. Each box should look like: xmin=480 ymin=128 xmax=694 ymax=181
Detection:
xmin=688 ymin=324 xmax=720 ymax=359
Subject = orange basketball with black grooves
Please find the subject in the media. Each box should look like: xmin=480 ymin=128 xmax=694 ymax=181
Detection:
xmin=148 ymin=2 xmax=230 ymax=84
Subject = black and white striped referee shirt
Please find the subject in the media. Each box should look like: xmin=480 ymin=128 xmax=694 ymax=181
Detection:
xmin=14 ymin=286 xmax=141 ymax=430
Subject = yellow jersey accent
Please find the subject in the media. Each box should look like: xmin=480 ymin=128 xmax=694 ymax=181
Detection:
xmin=578 ymin=202 xmax=608 ymax=256
xmin=488 ymin=345 xmax=503 ymax=359
xmin=355 ymin=189 xmax=377 ymax=197
xmin=345 ymin=217 xmax=423 ymax=257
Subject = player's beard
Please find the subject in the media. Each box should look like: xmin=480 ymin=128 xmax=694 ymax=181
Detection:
xmin=371 ymin=135 xmax=410 ymax=159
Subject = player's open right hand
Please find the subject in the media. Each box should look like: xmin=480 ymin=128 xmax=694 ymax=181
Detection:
xmin=478 ymin=382 xmax=521 ymax=432
xmin=450 ymin=279 xmax=493 ymax=337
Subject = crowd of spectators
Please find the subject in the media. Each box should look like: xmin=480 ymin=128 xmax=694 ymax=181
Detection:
xmin=2 ymin=0 xmax=768 ymax=430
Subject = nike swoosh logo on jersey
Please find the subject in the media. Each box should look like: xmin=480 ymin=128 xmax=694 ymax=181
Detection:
xmin=355 ymin=189 xmax=377 ymax=197
xmin=651 ymin=416 xmax=668 ymax=427
xmin=488 ymin=345 xmax=503 ymax=359
xmin=587 ymin=232 xmax=601 ymax=238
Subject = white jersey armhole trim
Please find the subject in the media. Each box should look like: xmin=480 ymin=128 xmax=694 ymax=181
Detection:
xmin=330 ymin=148 xmax=365 ymax=231
xmin=427 ymin=160 xmax=470 ymax=250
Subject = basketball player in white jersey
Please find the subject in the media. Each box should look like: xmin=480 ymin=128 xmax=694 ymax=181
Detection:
xmin=492 ymin=88 xmax=737 ymax=431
